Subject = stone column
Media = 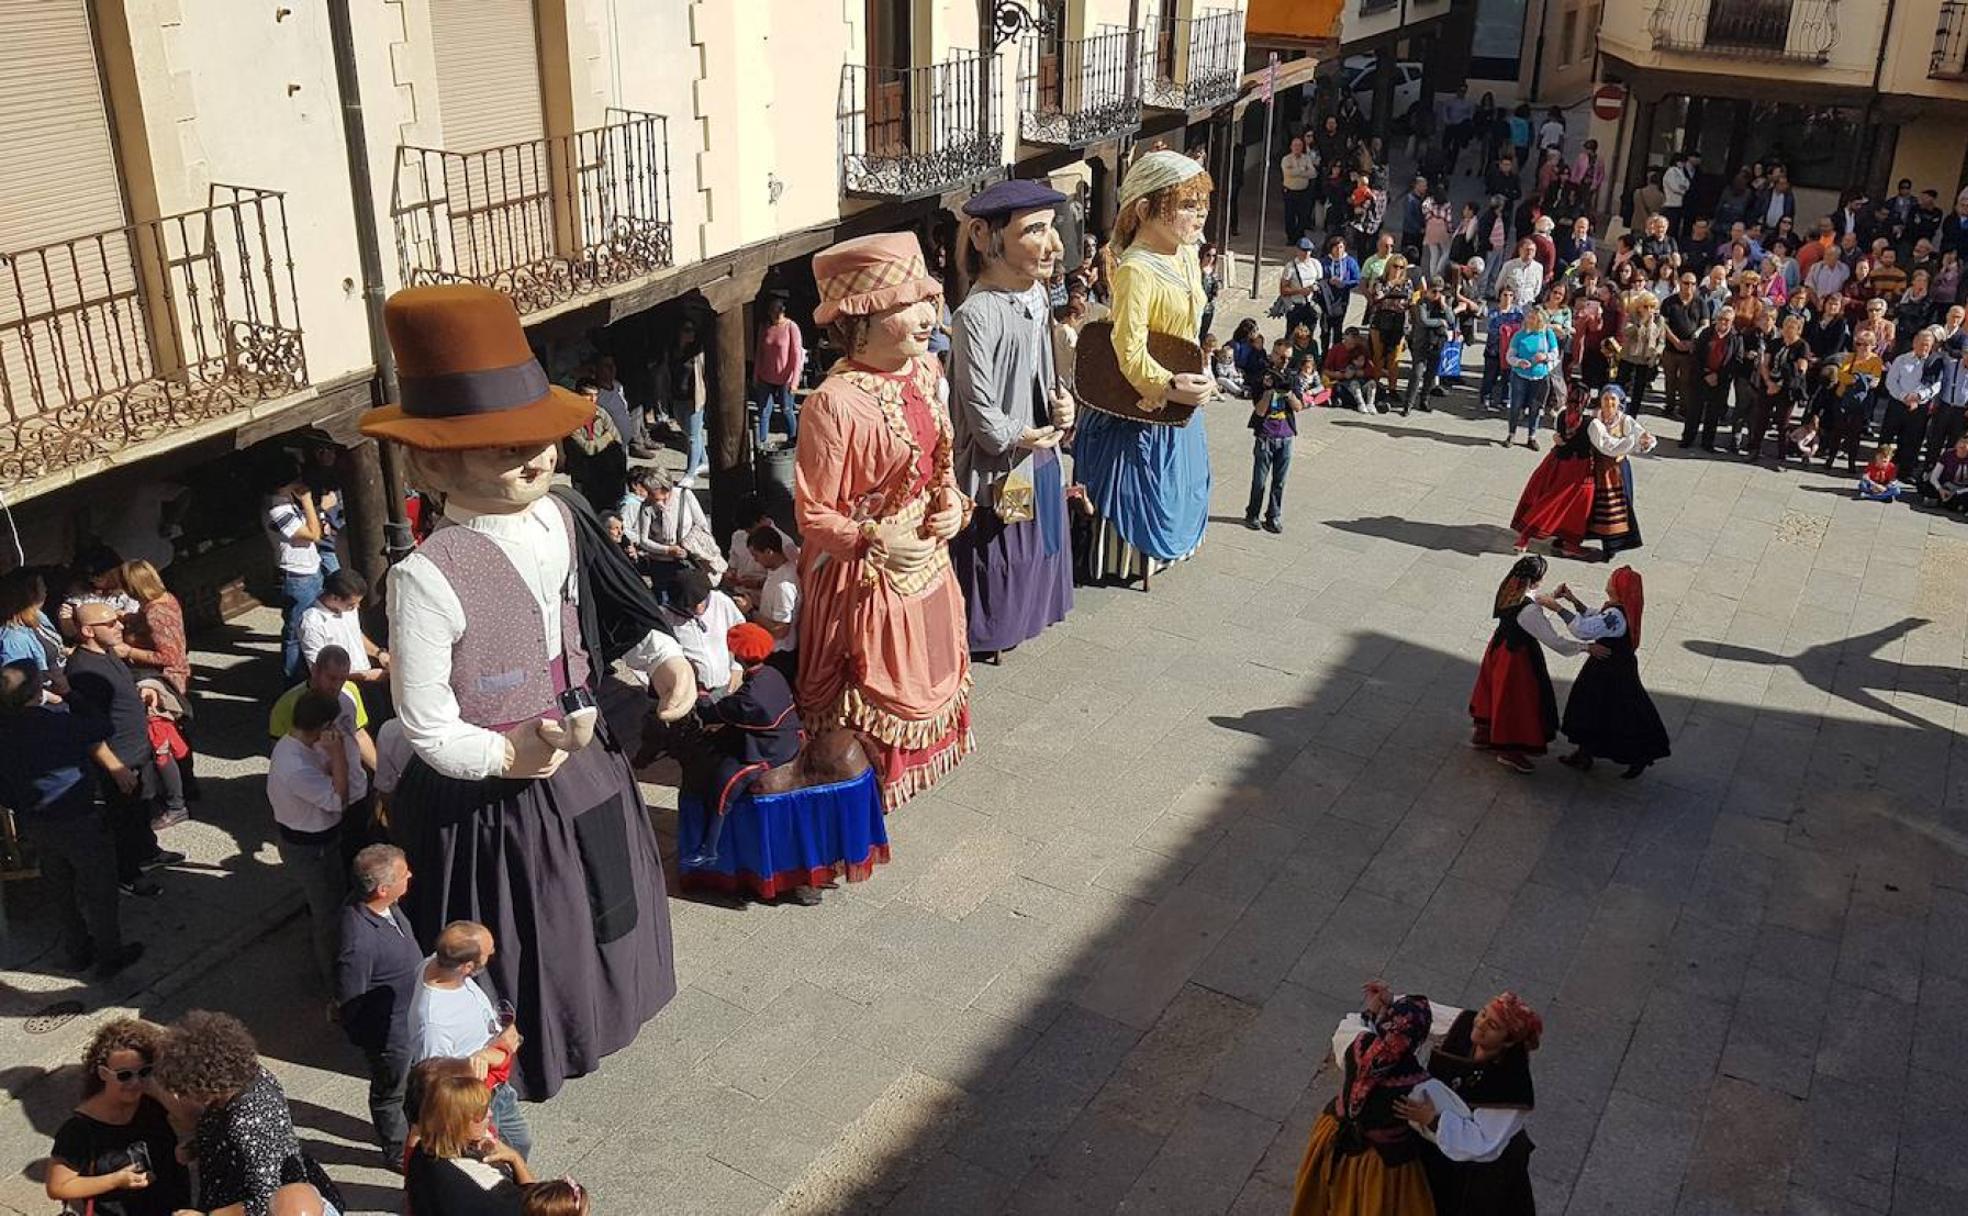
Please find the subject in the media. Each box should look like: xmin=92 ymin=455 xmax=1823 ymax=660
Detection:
xmin=702 ymin=259 xmax=767 ymax=541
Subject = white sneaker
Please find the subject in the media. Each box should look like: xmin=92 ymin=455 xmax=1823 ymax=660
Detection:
xmin=678 ymin=474 xmax=698 ymax=489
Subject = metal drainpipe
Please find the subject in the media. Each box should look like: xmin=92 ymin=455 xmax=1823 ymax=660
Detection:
xmin=326 ymin=0 xmax=414 ymax=565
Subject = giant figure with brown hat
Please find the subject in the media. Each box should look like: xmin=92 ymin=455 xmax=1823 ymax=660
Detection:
xmin=359 ymin=284 xmax=695 ymax=1100
xmin=1071 ymin=148 xmax=1218 ymax=585
xmin=795 ymin=232 xmax=973 ymax=809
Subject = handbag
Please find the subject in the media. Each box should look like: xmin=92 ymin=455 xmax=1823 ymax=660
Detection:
xmin=1437 ymin=336 xmax=1465 ymax=380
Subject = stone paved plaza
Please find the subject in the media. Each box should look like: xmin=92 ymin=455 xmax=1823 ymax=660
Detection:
xmin=5 ymin=283 xmax=1968 ymax=1214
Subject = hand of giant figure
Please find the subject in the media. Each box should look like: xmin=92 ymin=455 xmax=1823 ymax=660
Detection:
xmin=357 ymin=285 xmax=680 ymax=1100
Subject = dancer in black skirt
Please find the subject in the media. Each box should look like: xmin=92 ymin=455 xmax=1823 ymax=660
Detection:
xmin=1554 ymin=566 xmax=1671 ymax=778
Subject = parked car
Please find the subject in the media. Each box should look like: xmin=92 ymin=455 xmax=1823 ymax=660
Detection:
xmin=1340 ymin=56 xmax=1424 ymax=117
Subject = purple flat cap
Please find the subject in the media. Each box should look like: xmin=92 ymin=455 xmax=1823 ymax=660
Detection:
xmin=961 ymin=178 xmax=1070 ymax=220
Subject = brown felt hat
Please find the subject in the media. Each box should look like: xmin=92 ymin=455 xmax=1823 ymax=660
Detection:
xmin=358 ymin=285 xmax=593 ymax=451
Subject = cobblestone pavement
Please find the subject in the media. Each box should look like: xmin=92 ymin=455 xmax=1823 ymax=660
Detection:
xmin=7 ymin=276 xmax=1968 ymax=1214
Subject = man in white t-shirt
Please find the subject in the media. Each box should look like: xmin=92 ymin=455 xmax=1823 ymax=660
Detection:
xmin=1662 ymin=151 xmax=1698 ymax=239
xmin=295 ymin=569 xmax=389 ymax=682
xmin=748 ymin=527 xmax=799 ymax=664
xmin=407 ymin=921 xmax=531 ymax=1159
xmin=658 ymin=570 xmax=746 ymax=695
xmin=264 ymin=460 xmax=328 ymax=679
xmin=267 ymin=690 xmax=367 ymax=984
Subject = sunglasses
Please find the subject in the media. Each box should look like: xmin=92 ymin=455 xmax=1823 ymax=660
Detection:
xmin=105 ymin=1064 xmax=154 ymax=1083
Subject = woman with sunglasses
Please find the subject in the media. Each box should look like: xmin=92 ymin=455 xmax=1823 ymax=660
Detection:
xmin=45 ymin=1018 xmax=191 ymax=1215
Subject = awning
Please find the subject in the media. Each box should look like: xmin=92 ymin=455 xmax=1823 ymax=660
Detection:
xmin=1231 ymin=54 xmax=1324 ymax=120
xmin=1246 ymin=0 xmax=1344 ymax=47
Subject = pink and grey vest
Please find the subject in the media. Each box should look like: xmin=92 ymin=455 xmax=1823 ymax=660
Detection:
xmin=418 ymin=497 xmax=590 ymax=732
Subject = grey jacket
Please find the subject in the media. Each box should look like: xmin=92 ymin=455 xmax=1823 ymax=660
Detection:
xmin=949 ymin=282 xmax=1057 ymax=500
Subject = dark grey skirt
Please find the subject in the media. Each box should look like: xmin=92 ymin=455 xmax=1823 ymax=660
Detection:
xmin=391 ymin=722 xmax=677 ymax=1100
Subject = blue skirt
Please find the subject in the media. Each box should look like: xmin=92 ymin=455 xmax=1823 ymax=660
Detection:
xmin=1073 ymin=408 xmax=1211 ymax=562
xmin=677 ymin=768 xmax=890 ymax=900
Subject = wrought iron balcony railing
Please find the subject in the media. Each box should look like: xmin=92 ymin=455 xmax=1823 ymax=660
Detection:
xmin=1 ymin=185 xmax=305 ymax=490
xmin=1648 ymin=0 xmax=1837 ymax=64
xmin=1018 ymin=29 xmax=1142 ymax=147
xmin=840 ymin=51 xmax=1004 ymax=198
xmin=1141 ymin=8 xmax=1244 ymax=113
xmin=1933 ymin=1 xmax=1968 ymax=79
xmin=392 ymin=108 xmax=674 ymax=318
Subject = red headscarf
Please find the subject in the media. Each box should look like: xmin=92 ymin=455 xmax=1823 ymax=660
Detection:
xmin=1608 ymin=566 xmax=1644 ymax=649
xmin=1487 ymin=991 xmax=1544 ymax=1052
xmin=1344 ymin=994 xmax=1433 ymax=1119
xmin=727 ymin=623 xmax=774 ymax=667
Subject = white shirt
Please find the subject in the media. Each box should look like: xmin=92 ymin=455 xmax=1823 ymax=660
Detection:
xmin=267 ymin=732 xmax=367 ymax=833
xmin=1326 ymin=1008 xmax=1528 ymax=1164
xmin=617 ymin=492 xmax=645 ymax=540
xmin=725 ymin=526 xmax=799 ymax=587
xmin=662 ymin=590 xmax=746 ymax=690
xmin=1511 ymin=598 xmax=1587 ymax=656
xmin=1663 ymin=164 xmax=1692 ymax=208
xmin=618 ymin=628 xmax=686 ymax=688
xmin=1764 ymin=190 xmax=1788 ymax=228
xmin=372 ymin=718 xmax=414 ymax=796
xmin=1587 ymin=414 xmax=1653 ymax=459
xmin=1497 ymin=258 xmax=1544 ymax=309
xmin=407 ymin=964 xmax=499 ymax=1063
xmin=757 ymin=563 xmax=799 ymax=653
xmin=296 ymin=602 xmax=371 ymax=673
xmin=264 ymin=496 xmax=323 ymax=576
xmin=387 ymin=498 xmax=573 ymax=781
xmin=1537 ymin=119 xmax=1565 ymax=151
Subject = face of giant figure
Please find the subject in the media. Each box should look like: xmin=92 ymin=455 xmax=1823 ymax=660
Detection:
xmin=410 ymin=443 xmax=558 ymax=515
xmin=970 ymin=208 xmax=1062 ymax=287
xmin=1135 ymin=189 xmax=1209 ymax=250
xmin=853 ymin=297 xmax=940 ymax=365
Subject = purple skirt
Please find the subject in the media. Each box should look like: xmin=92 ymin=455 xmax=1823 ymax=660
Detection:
xmin=952 ymin=446 xmax=1074 ymax=652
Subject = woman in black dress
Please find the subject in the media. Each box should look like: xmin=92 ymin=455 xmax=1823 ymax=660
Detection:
xmin=1555 ymin=566 xmax=1671 ymax=778
xmin=45 ymin=1019 xmax=191 ymax=1216
xmin=1393 ymin=993 xmax=1544 ymax=1216
xmin=152 ymin=1011 xmax=342 ymax=1216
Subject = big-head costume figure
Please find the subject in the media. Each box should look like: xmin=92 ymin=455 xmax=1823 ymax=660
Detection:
xmin=795 ymin=233 xmax=973 ymax=810
xmin=948 ymin=179 xmax=1076 ymax=656
xmin=1072 ymin=149 xmax=1216 ymax=582
xmin=359 ymin=285 xmax=691 ymax=1100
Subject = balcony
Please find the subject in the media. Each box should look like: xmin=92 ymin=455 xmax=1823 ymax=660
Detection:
xmin=391 ymin=108 xmax=675 ymax=319
xmin=1018 ymin=29 xmax=1142 ymax=148
xmin=1934 ymin=1 xmax=1968 ymax=79
xmin=1141 ymin=8 xmax=1245 ymax=113
xmin=1648 ymin=0 xmax=1837 ymax=64
xmin=1 ymin=186 xmax=306 ymax=491
xmin=840 ymin=52 xmax=1004 ymax=199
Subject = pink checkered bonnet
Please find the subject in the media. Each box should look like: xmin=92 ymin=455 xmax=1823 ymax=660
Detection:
xmin=812 ymin=232 xmax=943 ymax=325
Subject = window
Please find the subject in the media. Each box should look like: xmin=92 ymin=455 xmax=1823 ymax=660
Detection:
xmin=1578 ymin=5 xmax=1600 ymax=63
xmin=1560 ymin=9 xmax=1579 ymax=66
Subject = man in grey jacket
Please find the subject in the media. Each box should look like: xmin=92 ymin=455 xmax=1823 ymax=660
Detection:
xmin=948 ymin=179 xmax=1077 ymax=660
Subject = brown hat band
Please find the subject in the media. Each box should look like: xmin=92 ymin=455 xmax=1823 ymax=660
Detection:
xmin=400 ymin=358 xmax=550 ymax=419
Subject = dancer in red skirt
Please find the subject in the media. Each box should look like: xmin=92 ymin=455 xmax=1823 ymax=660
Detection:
xmin=1509 ymin=382 xmax=1595 ymax=557
xmin=1469 ymin=554 xmax=1608 ymax=774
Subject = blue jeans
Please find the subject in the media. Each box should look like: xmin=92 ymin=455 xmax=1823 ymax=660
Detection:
xmin=1507 ymin=375 xmax=1550 ymax=438
xmin=280 ymin=569 xmax=324 ymax=678
xmin=754 ymin=381 xmax=798 ymax=447
xmin=680 ymin=407 xmax=706 ymax=474
xmin=490 ymin=1081 xmax=533 ymax=1160
xmin=1246 ymin=436 xmax=1293 ymax=524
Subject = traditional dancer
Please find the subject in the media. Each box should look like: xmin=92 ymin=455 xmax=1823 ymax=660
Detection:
xmin=795 ymin=233 xmax=972 ymax=810
xmin=1074 ymin=149 xmax=1216 ymax=584
xmin=1509 ymin=382 xmax=1595 ymax=557
xmin=1582 ymin=384 xmax=1655 ymax=556
xmin=1469 ymin=554 xmax=1605 ymax=774
xmin=1555 ymin=567 xmax=1671 ymax=779
xmin=1290 ymin=989 xmax=1436 ymax=1216
xmin=673 ymin=622 xmax=889 ymax=903
xmin=949 ymin=179 xmax=1076 ymax=659
xmin=359 ymin=285 xmax=694 ymax=1100
xmin=1392 ymin=993 xmax=1544 ymax=1216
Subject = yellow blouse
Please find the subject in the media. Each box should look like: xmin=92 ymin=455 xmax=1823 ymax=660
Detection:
xmin=1109 ymin=242 xmax=1205 ymax=408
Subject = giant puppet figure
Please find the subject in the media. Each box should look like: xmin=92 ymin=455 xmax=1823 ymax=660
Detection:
xmin=1072 ymin=149 xmax=1217 ymax=583
xmin=948 ymin=179 xmax=1077 ymax=659
xmin=794 ymin=233 xmax=973 ymax=809
xmin=359 ymin=285 xmax=696 ymax=1100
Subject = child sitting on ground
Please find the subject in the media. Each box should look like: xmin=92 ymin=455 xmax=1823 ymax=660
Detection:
xmin=1205 ymin=334 xmax=1247 ymax=398
xmin=1785 ymin=414 xmax=1821 ymax=463
xmin=1858 ymin=443 xmax=1902 ymax=502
